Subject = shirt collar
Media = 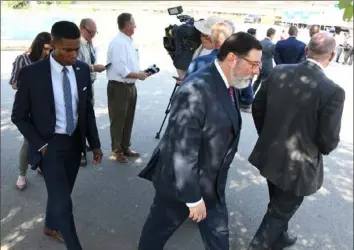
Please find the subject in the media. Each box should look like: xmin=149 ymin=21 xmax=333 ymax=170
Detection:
xmin=119 ymin=31 xmax=133 ymax=41
xmin=50 ymin=53 xmax=74 ymax=73
xmin=307 ymin=58 xmax=325 ymax=71
xmin=80 ymin=36 xmax=89 ymax=45
xmin=214 ymin=59 xmax=229 ymax=89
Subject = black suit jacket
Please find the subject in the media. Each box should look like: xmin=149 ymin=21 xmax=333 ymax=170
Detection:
xmin=249 ymin=60 xmax=345 ymax=196
xmin=11 ymin=57 xmax=101 ymax=168
xmin=139 ymin=63 xmax=242 ymax=206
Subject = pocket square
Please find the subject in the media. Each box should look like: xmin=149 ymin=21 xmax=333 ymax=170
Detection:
xmin=83 ymin=87 xmax=87 ymax=91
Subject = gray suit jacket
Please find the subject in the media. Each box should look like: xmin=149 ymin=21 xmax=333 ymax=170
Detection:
xmin=249 ymin=61 xmax=345 ymax=196
xmin=139 ymin=63 xmax=242 ymax=206
xmin=260 ymin=37 xmax=275 ymax=74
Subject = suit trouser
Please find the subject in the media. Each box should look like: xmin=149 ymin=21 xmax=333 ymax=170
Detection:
xmin=248 ymin=180 xmax=304 ymax=250
xmin=18 ymin=137 xmax=29 ymax=176
xmin=138 ymin=194 xmax=229 ymax=250
xmin=42 ymin=131 xmax=82 ymax=250
xmin=107 ymin=81 xmax=137 ymax=153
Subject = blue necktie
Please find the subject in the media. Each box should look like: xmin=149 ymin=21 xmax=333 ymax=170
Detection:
xmin=62 ymin=67 xmax=75 ymax=135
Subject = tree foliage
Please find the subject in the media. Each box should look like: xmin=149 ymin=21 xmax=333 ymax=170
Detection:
xmin=338 ymin=0 xmax=353 ymax=21
xmin=7 ymin=1 xmax=29 ymax=9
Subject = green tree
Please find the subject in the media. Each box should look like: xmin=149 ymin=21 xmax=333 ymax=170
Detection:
xmin=338 ymin=0 xmax=353 ymax=21
xmin=7 ymin=1 xmax=29 ymax=9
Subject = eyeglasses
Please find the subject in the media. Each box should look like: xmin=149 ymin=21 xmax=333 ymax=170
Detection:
xmin=239 ymin=55 xmax=262 ymax=70
xmin=84 ymin=27 xmax=98 ymax=36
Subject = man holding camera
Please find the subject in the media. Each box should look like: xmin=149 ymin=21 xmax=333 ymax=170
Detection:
xmin=106 ymin=13 xmax=149 ymax=163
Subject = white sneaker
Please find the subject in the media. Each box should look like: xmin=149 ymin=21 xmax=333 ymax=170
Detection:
xmin=16 ymin=176 xmax=27 ymax=190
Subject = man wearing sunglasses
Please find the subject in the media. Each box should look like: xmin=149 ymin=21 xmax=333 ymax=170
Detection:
xmin=78 ymin=18 xmax=106 ymax=166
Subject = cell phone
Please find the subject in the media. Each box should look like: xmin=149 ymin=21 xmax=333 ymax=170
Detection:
xmin=105 ymin=63 xmax=112 ymax=68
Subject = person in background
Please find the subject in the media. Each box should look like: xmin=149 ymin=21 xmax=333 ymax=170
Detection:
xmin=9 ymin=31 xmax=52 ymax=190
xmin=247 ymin=28 xmax=257 ymax=37
xmin=309 ymin=24 xmax=320 ymax=38
xmin=252 ymin=27 xmax=276 ymax=93
xmin=342 ymin=32 xmax=353 ymax=65
xmin=106 ymin=13 xmax=150 ymax=163
xmin=280 ymin=29 xmax=286 ymax=40
xmin=274 ymin=26 xmax=306 ymax=65
xmin=334 ymin=31 xmax=345 ymax=63
xmin=248 ymin=32 xmax=345 ymax=250
xmin=78 ymin=18 xmax=106 ymax=166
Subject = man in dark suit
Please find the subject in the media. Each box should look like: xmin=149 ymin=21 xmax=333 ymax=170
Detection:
xmin=274 ymin=26 xmax=306 ymax=65
xmin=184 ymin=22 xmax=233 ymax=78
xmin=138 ymin=32 xmax=262 ymax=250
xmin=252 ymin=28 xmax=276 ymax=93
xmin=11 ymin=21 xmax=103 ymax=250
xmin=248 ymin=32 xmax=345 ymax=250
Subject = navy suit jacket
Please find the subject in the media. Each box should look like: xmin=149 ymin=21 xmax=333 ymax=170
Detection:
xmin=11 ymin=57 xmax=101 ymax=168
xmin=185 ymin=49 xmax=219 ymax=78
xmin=139 ymin=62 xmax=242 ymax=206
xmin=274 ymin=37 xmax=306 ymax=65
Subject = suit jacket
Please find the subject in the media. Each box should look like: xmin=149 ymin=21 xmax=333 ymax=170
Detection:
xmin=11 ymin=57 xmax=101 ymax=168
xmin=185 ymin=49 xmax=219 ymax=78
xmin=274 ymin=37 xmax=306 ymax=65
xmin=139 ymin=62 xmax=242 ymax=206
xmin=260 ymin=37 xmax=275 ymax=74
xmin=249 ymin=60 xmax=345 ymax=196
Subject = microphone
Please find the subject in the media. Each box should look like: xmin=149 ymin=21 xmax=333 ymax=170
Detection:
xmin=144 ymin=64 xmax=160 ymax=75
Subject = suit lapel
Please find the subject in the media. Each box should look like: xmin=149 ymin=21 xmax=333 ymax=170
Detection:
xmin=210 ymin=64 xmax=239 ymax=135
xmin=73 ymin=62 xmax=84 ymax=105
xmin=44 ymin=57 xmax=55 ymax=110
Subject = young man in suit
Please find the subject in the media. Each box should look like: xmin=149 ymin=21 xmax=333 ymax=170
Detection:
xmin=248 ymin=32 xmax=345 ymax=250
xmin=11 ymin=21 xmax=103 ymax=250
xmin=274 ymin=26 xmax=306 ymax=65
xmin=252 ymin=28 xmax=276 ymax=93
xmin=138 ymin=32 xmax=262 ymax=250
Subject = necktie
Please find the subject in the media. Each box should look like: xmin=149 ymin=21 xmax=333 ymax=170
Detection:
xmin=229 ymin=87 xmax=235 ymax=104
xmin=62 ymin=67 xmax=75 ymax=136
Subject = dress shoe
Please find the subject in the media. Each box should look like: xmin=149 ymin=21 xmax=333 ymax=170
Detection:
xmin=80 ymin=154 xmax=87 ymax=167
xmin=16 ymin=176 xmax=27 ymax=190
xmin=272 ymin=232 xmax=297 ymax=250
xmin=44 ymin=226 xmax=64 ymax=243
xmin=123 ymin=149 xmax=140 ymax=157
xmin=115 ymin=152 xmax=129 ymax=163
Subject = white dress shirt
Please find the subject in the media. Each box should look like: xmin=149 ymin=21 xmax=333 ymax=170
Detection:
xmin=186 ymin=59 xmax=229 ymax=208
xmin=307 ymin=58 xmax=325 ymax=72
xmin=106 ymin=31 xmax=140 ymax=83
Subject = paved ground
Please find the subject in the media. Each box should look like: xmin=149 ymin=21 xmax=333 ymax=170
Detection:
xmin=1 ymin=23 xmax=353 ymax=250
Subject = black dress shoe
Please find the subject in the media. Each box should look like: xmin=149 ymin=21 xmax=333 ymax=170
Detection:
xmin=80 ymin=154 xmax=87 ymax=167
xmin=272 ymin=232 xmax=297 ymax=250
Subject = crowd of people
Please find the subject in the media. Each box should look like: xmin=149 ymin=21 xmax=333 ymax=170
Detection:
xmin=8 ymin=11 xmax=347 ymax=250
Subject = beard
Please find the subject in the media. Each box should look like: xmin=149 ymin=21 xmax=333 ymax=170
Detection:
xmin=230 ymin=74 xmax=252 ymax=89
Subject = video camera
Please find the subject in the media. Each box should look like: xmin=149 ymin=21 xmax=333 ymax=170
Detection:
xmin=163 ymin=6 xmax=201 ymax=71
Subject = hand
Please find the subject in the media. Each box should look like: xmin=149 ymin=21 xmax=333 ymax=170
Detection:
xmin=137 ymin=72 xmax=148 ymax=81
xmin=92 ymin=148 xmax=103 ymax=164
xmin=188 ymin=200 xmax=207 ymax=223
xmin=40 ymin=145 xmax=47 ymax=155
xmin=11 ymin=83 xmax=17 ymax=90
xmin=93 ymin=64 xmax=106 ymax=73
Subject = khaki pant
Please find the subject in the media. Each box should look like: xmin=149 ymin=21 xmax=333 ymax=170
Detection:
xmin=19 ymin=137 xmax=29 ymax=176
xmin=107 ymin=81 xmax=137 ymax=153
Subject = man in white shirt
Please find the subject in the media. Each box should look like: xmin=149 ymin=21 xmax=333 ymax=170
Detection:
xmin=106 ymin=13 xmax=149 ymax=163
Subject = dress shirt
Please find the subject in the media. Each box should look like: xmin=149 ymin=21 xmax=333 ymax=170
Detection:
xmin=106 ymin=31 xmax=140 ymax=83
xmin=307 ymin=58 xmax=325 ymax=72
xmin=78 ymin=36 xmax=97 ymax=82
xmin=186 ymin=59 xmax=230 ymax=208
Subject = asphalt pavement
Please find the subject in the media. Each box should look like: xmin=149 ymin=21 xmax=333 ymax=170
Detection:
xmin=1 ymin=45 xmax=353 ymax=250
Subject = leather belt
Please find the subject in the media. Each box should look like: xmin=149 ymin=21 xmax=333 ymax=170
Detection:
xmin=109 ymin=80 xmax=135 ymax=85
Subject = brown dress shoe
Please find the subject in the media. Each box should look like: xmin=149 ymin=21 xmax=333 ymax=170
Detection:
xmin=115 ymin=152 xmax=129 ymax=163
xmin=44 ymin=226 xmax=64 ymax=243
xmin=124 ymin=149 xmax=140 ymax=157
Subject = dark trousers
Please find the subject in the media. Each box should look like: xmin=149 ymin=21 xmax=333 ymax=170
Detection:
xmin=138 ymin=195 xmax=229 ymax=250
xmin=238 ymin=81 xmax=254 ymax=106
xmin=107 ymin=81 xmax=137 ymax=153
xmin=42 ymin=132 xmax=82 ymax=250
xmin=248 ymin=180 xmax=304 ymax=250
xmin=252 ymin=72 xmax=268 ymax=93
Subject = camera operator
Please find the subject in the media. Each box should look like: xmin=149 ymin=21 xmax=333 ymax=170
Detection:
xmin=184 ymin=22 xmax=233 ymax=78
xmin=106 ymin=13 xmax=149 ymax=163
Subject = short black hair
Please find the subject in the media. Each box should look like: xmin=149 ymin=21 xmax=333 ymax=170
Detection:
xmin=117 ymin=13 xmax=132 ymax=30
xmin=217 ymin=32 xmax=262 ymax=61
xmin=51 ymin=21 xmax=81 ymax=41
xmin=28 ymin=32 xmax=52 ymax=62
xmin=266 ymin=28 xmax=276 ymax=37
xmin=288 ymin=26 xmax=298 ymax=36
xmin=247 ymin=28 xmax=256 ymax=36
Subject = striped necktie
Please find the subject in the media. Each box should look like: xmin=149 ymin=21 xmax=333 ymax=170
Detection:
xmin=229 ymin=87 xmax=235 ymax=104
xmin=62 ymin=67 xmax=75 ymax=135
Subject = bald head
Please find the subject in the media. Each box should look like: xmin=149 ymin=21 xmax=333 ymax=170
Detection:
xmin=211 ymin=22 xmax=233 ymax=49
xmin=307 ymin=32 xmax=336 ymax=61
xmin=309 ymin=25 xmax=320 ymax=38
